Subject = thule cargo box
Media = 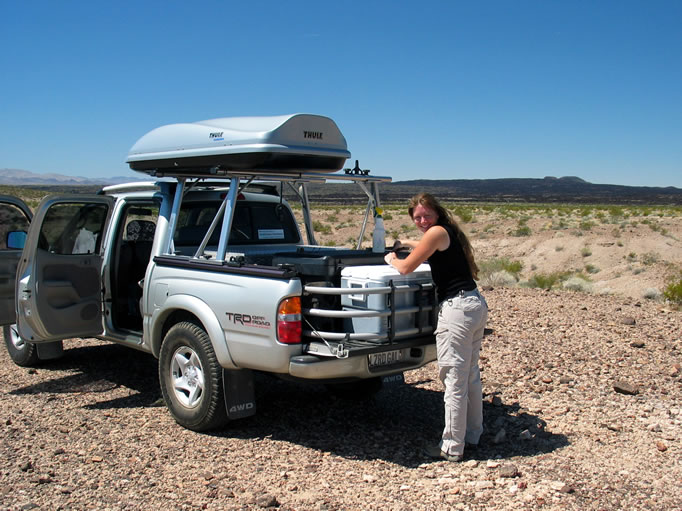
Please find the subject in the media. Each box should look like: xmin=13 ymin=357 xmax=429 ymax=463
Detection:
xmin=126 ymin=114 xmax=350 ymax=175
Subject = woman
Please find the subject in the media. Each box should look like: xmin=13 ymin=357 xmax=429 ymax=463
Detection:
xmin=384 ymin=193 xmax=487 ymax=462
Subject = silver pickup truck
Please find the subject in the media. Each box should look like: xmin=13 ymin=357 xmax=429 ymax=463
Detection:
xmin=0 ymin=114 xmax=437 ymax=431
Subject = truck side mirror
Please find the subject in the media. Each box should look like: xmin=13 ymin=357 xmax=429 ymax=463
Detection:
xmin=7 ymin=231 xmax=27 ymax=250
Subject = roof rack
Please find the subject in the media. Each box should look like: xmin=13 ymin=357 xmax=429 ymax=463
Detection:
xmin=98 ymin=181 xmax=161 ymax=195
xmin=145 ymin=169 xmax=391 ymax=184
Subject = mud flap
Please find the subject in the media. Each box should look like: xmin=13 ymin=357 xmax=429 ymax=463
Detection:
xmin=223 ymin=368 xmax=256 ymax=420
xmin=36 ymin=341 xmax=64 ymax=361
xmin=381 ymin=372 xmax=404 ymax=387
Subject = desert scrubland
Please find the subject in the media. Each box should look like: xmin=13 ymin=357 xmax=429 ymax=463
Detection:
xmin=306 ymin=202 xmax=682 ymax=302
xmin=1 ymin=201 xmax=680 ymax=510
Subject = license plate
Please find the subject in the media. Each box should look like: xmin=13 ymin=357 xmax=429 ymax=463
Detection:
xmin=368 ymin=349 xmax=403 ymax=368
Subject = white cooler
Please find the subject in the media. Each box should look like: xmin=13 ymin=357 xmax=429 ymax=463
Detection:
xmin=341 ymin=264 xmax=433 ymax=334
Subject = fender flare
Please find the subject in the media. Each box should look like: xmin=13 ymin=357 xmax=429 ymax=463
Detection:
xmin=150 ymin=294 xmax=237 ymax=369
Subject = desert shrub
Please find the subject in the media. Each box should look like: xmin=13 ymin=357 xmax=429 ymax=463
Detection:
xmin=627 ymin=252 xmax=637 ymax=262
xmin=514 ymin=222 xmax=532 ymax=237
xmin=526 ymin=271 xmax=571 ymax=290
xmin=552 ymin=219 xmax=568 ymax=230
xmin=324 ymin=240 xmax=337 ymax=247
xmin=452 ymin=206 xmax=473 ymax=223
xmin=609 ymin=206 xmax=626 ymax=218
xmin=581 ymin=247 xmax=592 ymax=257
xmin=479 ymin=258 xmax=523 ymax=279
xmin=585 ymin=264 xmax=600 ymax=274
xmin=382 ymin=212 xmax=393 ymax=221
xmin=555 ymin=245 xmax=564 ymax=252
xmin=563 ymin=276 xmax=593 ymax=293
xmin=646 ymin=222 xmax=668 ymax=235
xmin=326 ymin=214 xmax=338 ymax=223
xmin=663 ymin=275 xmax=682 ymax=305
xmin=579 ymin=220 xmax=595 ymax=231
xmin=480 ymin=270 xmax=517 ymax=288
xmin=641 ymin=252 xmax=660 ymax=266
xmin=643 ymin=288 xmax=661 ymax=300
xmin=313 ymin=220 xmax=331 ymax=235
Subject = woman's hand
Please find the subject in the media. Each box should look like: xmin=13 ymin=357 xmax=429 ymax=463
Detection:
xmin=384 ymin=252 xmax=397 ymax=265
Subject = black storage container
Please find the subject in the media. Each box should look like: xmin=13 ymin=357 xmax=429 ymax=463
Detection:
xmin=272 ymin=248 xmax=385 ymax=282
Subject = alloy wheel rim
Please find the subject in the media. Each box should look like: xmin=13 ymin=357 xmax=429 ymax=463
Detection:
xmin=170 ymin=346 xmax=205 ymax=408
xmin=8 ymin=324 xmax=25 ymax=350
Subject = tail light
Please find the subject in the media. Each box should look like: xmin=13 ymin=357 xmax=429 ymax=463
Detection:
xmin=277 ymin=297 xmax=302 ymax=344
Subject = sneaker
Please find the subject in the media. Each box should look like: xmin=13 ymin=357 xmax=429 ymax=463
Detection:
xmin=423 ymin=445 xmax=463 ymax=462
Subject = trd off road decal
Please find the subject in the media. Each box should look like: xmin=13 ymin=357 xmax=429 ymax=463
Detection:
xmin=225 ymin=312 xmax=271 ymax=329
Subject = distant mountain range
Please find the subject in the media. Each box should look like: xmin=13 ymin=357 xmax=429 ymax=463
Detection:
xmin=384 ymin=176 xmax=682 ymax=204
xmin=0 ymin=168 xmax=145 ymax=186
xmin=308 ymin=176 xmax=682 ymax=205
xmin=1 ymin=168 xmax=680 ymax=204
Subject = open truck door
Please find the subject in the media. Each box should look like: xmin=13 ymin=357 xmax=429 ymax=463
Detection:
xmin=0 ymin=195 xmax=32 ymax=326
xmin=0 ymin=195 xmax=42 ymax=366
xmin=16 ymin=196 xmax=114 ymax=344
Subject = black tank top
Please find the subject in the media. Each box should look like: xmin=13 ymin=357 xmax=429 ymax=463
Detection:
xmin=427 ymin=223 xmax=476 ymax=302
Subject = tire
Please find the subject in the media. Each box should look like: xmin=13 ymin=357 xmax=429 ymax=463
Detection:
xmin=158 ymin=321 xmax=228 ymax=431
xmin=3 ymin=324 xmax=39 ymax=367
xmin=325 ymin=376 xmax=383 ymax=400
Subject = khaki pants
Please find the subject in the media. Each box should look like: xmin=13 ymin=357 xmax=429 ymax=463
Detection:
xmin=435 ymin=289 xmax=488 ymax=456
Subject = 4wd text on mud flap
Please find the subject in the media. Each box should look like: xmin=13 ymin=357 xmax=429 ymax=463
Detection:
xmin=229 ymin=402 xmax=254 ymax=413
xmin=225 ymin=312 xmax=271 ymax=328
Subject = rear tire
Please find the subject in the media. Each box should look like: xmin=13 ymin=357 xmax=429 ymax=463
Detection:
xmin=4 ymin=324 xmax=39 ymax=367
xmin=159 ymin=321 xmax=228 ymax=431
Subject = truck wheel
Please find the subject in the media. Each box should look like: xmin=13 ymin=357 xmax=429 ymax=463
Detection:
xmin=159 ymin=321 xmax=228 ymax=431
xmin=3 ymin=324 xmax=39 ymax=367
xmin=325 ymin=377 xmax=383 ymax=400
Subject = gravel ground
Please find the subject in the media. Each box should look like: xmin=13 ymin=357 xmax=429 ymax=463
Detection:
xmin=1 ymin=287 xmax=681 ymax=510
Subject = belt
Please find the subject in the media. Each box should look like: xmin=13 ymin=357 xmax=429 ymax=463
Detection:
xmin=439 ymin=288 xmax=480 ymax=307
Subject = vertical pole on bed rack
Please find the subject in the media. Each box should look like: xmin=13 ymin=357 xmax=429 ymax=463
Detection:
xmin=357 ymin=201 xmax=371 ymax=250
xmin=299 ymin=183 xmax=317 ymax=246
xmin=216 ymin=177 xmax=240 ymax=262
xmin=165 ymin=178 xmax=185 ymax=255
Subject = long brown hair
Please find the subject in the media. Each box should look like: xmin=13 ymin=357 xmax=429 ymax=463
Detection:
xmin=408 ymin=192 xmax=479 ymax=279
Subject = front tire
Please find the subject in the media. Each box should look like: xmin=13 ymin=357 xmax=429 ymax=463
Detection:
xmin=159 ymin=321 xmax=228 ymax=431
xmin=4 ymin=324 xmax=39 ymax=367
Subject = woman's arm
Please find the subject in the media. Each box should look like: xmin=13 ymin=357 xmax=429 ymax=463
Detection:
xmin=384 ymin=226 xmax=449 ymax=274
xmin=394 ymin=239 xmax=419 ymax=250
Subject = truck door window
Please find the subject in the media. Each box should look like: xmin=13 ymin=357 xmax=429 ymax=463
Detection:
xmin=0 ymin=204 xmax=30 ymax=250
xmin=38 ymin=203 xmax=108 ymax=255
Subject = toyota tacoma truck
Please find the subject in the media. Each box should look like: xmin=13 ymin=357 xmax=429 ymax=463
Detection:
xmin=1 ymin=114 xmax=437 ymax=431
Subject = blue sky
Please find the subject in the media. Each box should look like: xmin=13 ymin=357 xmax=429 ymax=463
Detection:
xmin=1 ymin=1 xmax=680 ymax=187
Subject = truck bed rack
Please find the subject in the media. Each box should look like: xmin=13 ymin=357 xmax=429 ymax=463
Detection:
xmin=300 ymin=280 xmax=437 ymax=358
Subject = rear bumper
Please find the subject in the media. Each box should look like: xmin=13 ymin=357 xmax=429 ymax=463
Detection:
xmin=288 ymin=344 xmax=437 ymax=380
